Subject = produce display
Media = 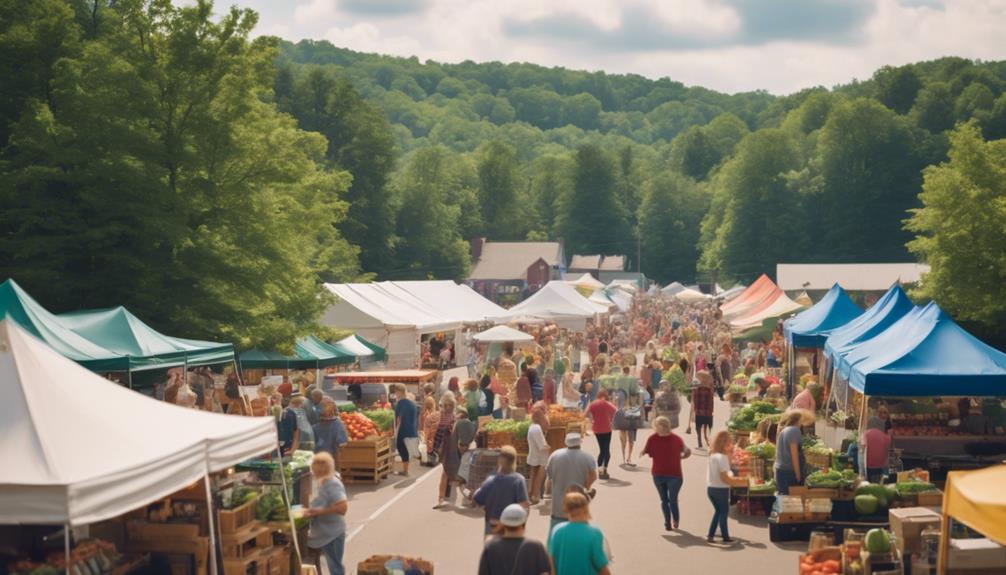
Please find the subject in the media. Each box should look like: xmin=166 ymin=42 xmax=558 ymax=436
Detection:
xmin=853 ymin=483 xmax=891 ymax=514
xmin=221 ymin=484 xmax=258 ymax=509
xmin=746 ymin=442 xmax=776 ymax=460
xmin=727 ymin=401 xmax=782 ymax=432
xmin=10 ymin=540 xmax=121 ymax=575
xmin=483 ymin=419 xmax=531 ymax=439
xmin=864 ymin=528 xmax=892 ymax=554
xmin=798 ymin=555 xmax=840 ymax=575
xmin=340 ymin=412 xmax=380 ymax=440
xmin=804 ymin=439 xmax=834 ymax=458
xmin=547 ymin=404 xmax=582 ymax=426
xmin=255 ymin=489 xmax=289 ymax=522
xmin=748 ymin=479 xmax=776 ymax=494
xmin=362 ymin=409 xmax=394 ymax=432
xmin=727 ymin=384 xmax=747 ymax=396
xmin=805 ymin=469 xmax=857 ymax=489
xmin=893 ymin=480 xmax=938 ymax=495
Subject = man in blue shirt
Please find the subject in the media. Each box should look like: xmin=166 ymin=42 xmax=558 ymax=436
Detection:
xmin=473 ymin=446 xmax=530 ymax=535
xmin=393 ymin=384 xmax=419 ymax=476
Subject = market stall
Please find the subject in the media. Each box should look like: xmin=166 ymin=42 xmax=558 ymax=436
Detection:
xmin=0 ymin=318 xmax=279 ymax=575
xmin=939 ymin=464 xmax=1006 ymax=575
xmin=784 ymin=283 xmax=863 ymax=397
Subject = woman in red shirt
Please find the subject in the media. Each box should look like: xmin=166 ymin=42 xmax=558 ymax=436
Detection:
xmin=586 ymin=389 xmax=617 ymax=479
xmin=641 ymin=416 xmax=692 ymax=530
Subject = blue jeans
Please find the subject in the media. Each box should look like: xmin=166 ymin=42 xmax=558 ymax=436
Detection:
xmin=707 ymin=487 xmax=730 ymax=539
xmin=775 ymin=468 xmax=801 ymax=495
xmin=653 ymin=476 xmax=683 ymax=525
xmin=314 ymin=534 xmax=345 ymax=575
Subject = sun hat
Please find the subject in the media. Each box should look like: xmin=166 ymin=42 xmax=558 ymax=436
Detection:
xmin=565 ymin=432 xmax=582 ymax=447
xmin=499 ymin=504 xmax=528 ymax=527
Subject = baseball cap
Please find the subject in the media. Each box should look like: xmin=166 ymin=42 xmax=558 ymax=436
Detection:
xmin=499 ymin=504 xmax=528 ymax=527
xmin=565 ymin=432 xmax=582 ymax=447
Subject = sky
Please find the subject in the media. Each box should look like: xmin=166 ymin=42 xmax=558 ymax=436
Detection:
xmin=219 ymin=0 xmax=1006 ymax=95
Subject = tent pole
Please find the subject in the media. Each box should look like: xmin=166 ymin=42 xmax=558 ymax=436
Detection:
xmin=127 ymin=369 xmax=133 ymax=390
xmin=275 ymin=438 xmax=304 ymax=566
xmin=203 ymin=474 xmax=220 ymax=575
xmin=937 ymin=489 xmax=951 ymax=575
xmin=64 ymin=523 xmax=71 ymax=571
xmin=184 ymin=353 xmax=189 ymax=386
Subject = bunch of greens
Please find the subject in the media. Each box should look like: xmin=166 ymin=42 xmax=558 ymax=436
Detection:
xmin=745 ymin=442 xmax=776 ymax=460
xmin=255 ymin=489 xmax=288 ymax=522
xmin=806 ymin=469 xmax=858 ymax=489
xmin=895 ymin=480 xmax=938 ymax=495
xmin=483 ymin=419 xmax=532 ymax=439
xmin=362 ymin=409 xmax=395 ymax=432
xmin=727 ymin=401 xmax=782 ymax=431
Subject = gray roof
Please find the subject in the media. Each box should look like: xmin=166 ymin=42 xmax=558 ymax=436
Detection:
xmin=776 ymin=263 xmax=930 ymax=291
xmin=468 ymin=241 xmax=563 ymax=281
xmin=569 ymin=255 xmax=602 ymax=270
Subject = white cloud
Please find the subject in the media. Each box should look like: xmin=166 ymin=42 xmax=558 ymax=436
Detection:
xmin=239 ymin=0 xmax=1006 ymax=94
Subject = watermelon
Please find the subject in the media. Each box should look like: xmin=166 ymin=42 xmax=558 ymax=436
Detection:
xmin=855 ymin=482 xmax=889 ymax=508
xmin=855 ymin=495 xmax=879 ymax=516
xmin=865 ymin=528 xmax=892 ymax=554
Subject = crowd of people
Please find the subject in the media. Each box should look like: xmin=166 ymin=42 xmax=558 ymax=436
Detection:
xmin=296 ymin=292 xmax=811 ymax=575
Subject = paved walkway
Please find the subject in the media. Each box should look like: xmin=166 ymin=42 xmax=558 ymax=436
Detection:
xmin=336 ymin=393 xmax=805 ymax=574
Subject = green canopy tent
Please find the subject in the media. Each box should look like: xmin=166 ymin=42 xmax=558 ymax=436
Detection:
xmin=0 ymin=279 xmax=128 ymax=372
xmin=238 ymin=335 xmax=356 ymax=371
xmin=58 ymin=306 xmax=234 ymax=371
xmin=332 ymin=333 xmax=386 ymax=362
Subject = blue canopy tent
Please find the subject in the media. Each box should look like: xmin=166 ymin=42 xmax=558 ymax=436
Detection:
xmin=823 ymin=284 xmax=915 ymax=363
xmin=783 ymin=283 xmax=862 ymax=397
xmin=842 ymin=303 xmax=1006 ymax=397
xmin=784 ymin=283 xmax=863 ymax=348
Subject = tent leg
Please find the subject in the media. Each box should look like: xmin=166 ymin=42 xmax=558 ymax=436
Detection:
xmin=127 ymin=369 xmax=133 ymax=390
xmin=64 ymin=523 xmax=71 ymax=571
xmin=204 ymin=475 xmax=220 ymax=575
xmin=276 ymin=439 xmax=304 ymax=567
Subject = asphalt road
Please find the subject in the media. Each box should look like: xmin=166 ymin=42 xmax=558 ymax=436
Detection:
xmin=338 ymin=393 xmax=805 ymax=575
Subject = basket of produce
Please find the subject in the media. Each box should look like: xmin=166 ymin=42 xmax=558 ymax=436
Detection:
xmin=799 ymin=546 xmax=841 ymax=575
xmin=804 ymin=438 xmax=834 ymax=470
xmin=218 ymin=485 xmax=259 ymax=533
xmin=727 ymin=401 xmax=782 ymax=433
xmin=357 ymin=555 xmax=433 ymax=575
xmin=484 ymin=420 xmax=531 ymax=453
xmin=745 ymin=442 xmax=776 ymax=461
xmin=726 ymin=384 xmax=747 ymax=403
xmin=340 ymin=412 xmax=381 ymax=441
xmin=892 ymin=479 xmax=940 ymax=506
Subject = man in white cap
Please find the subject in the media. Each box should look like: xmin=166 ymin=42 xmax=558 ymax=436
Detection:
xmin=477 ymin=504 xmax=552 ymax=575
xmin=545 ymin=432 xmax=598 ymax=534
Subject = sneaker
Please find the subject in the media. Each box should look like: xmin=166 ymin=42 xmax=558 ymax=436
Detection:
xmin=664 ymin=522 xmax=672 ymax=531
xmin=722 ymin=538 xmax=734 ymax=544
xmin=706 ymin=536 xmax=716 ymax=543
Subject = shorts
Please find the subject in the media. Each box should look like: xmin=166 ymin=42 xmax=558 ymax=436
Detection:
xmin=695 ymin=415 xmax=713 ymax=427
xmin=621 ymin=428 xmax=638 ymax=441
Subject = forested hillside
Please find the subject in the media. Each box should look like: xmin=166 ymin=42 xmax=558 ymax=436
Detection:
xmin=2 ymin=1 xmax=1005 ymax=347
xmin=276 ymin=40 xmax=1006 ymax=284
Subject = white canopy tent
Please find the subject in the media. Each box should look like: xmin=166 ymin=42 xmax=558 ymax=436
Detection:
xmin=494 ymin=281 xmax=598 ymax=330
xmin=675 ymin=287 xmax=711 ymax=302
xmin=565 ymin=273 xmax=606 ymax=290
xmin=661 ymin=282 xmax=686 ymax=296
xmin=607 ymin=279 xmax=638 ymax=293
xmin=323 ymin=283 xmax=464 ymax=368
xmin=0 ymin=318 xmax=277 ymax=525
xmin=377 ymin=280 xmax=505 ymax=324
xmin=473 ymin=325 xmax=534 ymax=343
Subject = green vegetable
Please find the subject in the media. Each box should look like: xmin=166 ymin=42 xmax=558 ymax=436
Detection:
xmin=865 ymin=529 xmax=892 ymax=553
xmin=855 ymin=495 xmax=880 ymax=516
xmin=483 ymin=419 xmax=532 ymax=439
xmin=726 ymin=401 xmax=783 ymax=431
xmin=855 ymin=483 xmax=889 ymax=508
xmin=748 ymin=480 xmax=776 ymax=494
xmin=727 ymin=384 xmax=747 ymax=395
xmin=745 ymin=443 xmax=776 ymax=460
xmin=362 ymin=409 xmax=395 ymax=432
xmin=895 ymin=480 xmax=938 ymax=495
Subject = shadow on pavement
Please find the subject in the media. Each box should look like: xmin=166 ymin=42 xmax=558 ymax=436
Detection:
xmin=618 ymin=463 xmax=650 ymax=473
xmin=599 ymin=477 xmax=633 ymax=487
xmin=662 ymin=533 xmax=767 ymax=551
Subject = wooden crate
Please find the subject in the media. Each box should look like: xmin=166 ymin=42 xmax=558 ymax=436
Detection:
xmin=340 ymin=435 xmax=393 ymax=484
xmin=357 ymin=555 xmax=433 ymax=575
xmin=262 ymin=545 xmax=291 ymax=575
xmin=127 ymin=522 xmax=200 ymax=540
xmin=545 ymin=426 xmax=567 ymax=451
xmin=222 ymin=547 xmax=271 ymax=575
xmin=126 ymin=529 xmax=209 ymax=575
xmin=218 ymin=495 xmax=258 ymax=534
xmin=220 ymin=522 xmax=273 ymax=558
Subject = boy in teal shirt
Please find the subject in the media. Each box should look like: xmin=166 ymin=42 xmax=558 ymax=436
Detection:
xmin=548 ymin=492 xmax=610 ymax=575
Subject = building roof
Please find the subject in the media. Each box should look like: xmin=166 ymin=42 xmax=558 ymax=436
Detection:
xmin=569 ymin=255 xmax=602 ymax=270
xmin=599 ymin=255 xmax=625 ymax=271
xmin=468 ymin=241 xmax=563 ymax=281
xmin=776 ymin=263 xmax=930 ymax=291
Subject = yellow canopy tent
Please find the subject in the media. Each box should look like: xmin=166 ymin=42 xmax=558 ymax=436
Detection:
xmin=938 ymin=464 xmax=1006 ymax=574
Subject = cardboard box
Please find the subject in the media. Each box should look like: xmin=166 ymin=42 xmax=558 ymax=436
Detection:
xmin=889 ymin=507 xmax=941 ymax=555
xmin=948 ymin=538 xmax=1006 ymax=571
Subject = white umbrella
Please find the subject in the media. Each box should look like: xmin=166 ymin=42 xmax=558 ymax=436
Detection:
xmin=473 ymin=325 xmax=535 ymax=342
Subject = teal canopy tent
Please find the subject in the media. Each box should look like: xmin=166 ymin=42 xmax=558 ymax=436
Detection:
xmin=59 ymin=306 xmax=234 ymax=370
xmin=0 ymin=279 xmax=128 ymax=372
xmin=239 ymin=335 xmax=360 ymax=370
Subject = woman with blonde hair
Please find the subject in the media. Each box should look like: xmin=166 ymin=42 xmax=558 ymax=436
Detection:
xmin=305 ymin=452 xmax=348 ymax=575
xmin=706 ymin=431 xmax=747 ymax=544
xmin=526 ymin=408 xmax=551 ymax=504
xmin=420 ymin=396 xmax=439 ymax=463
xmin=560 ymin=371 xmax=580 ymax=408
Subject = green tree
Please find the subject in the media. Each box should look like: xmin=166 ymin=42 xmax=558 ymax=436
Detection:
xmin=906 ymin=123 xmax=1006 ymax=331
xmin=638 ymin=172 xmax=708 ymax=283
xmin=528 ymin=155 xmax=572 ymax=236
xmin=815 ymin=99 xmax=922 ymax=261
xmin=281 ymin=67 xmax=397 ymax=275
xmin=873 ymin=65 xmax=922 ymax=114
xmin=556 ymin=144 xmax=632 ymax=258
xmin=911 ymin=82 xmax=956 ymax=133
xmin=476 ymin=141 xmax=523 ymax=239
xmin=670 ymin=127 xmax=718 ymax=179
xmin=700 ymin=129 xmax=803 ymax=279
xmin=391 ymin=147 xmax=471 ymax=279
xmin=561 ymin=92 xmax=602 ymax=129
xmin=0 ymin=0 xmax=359 ymax=349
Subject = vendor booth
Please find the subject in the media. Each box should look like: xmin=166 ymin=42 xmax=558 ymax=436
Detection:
xmin=0 ymin=318 xmax=280 ymax=575
xmin=493 ymin=281 xmax=600 ymax=331
xmin=784 ymin=283 xmax=863 ymax=396
xmin=939 ymin=464 xmax=1006 ymax=575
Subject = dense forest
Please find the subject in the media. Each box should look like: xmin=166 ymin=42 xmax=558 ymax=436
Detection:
xmin=2 ymin=0 xmax=1005 ymax=348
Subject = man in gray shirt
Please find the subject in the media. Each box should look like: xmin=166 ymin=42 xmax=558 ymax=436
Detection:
xmin=545 ymin=433 xmax=598 ymax=534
